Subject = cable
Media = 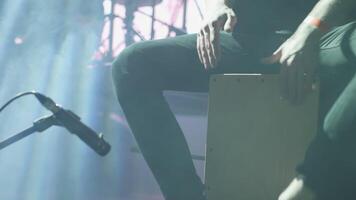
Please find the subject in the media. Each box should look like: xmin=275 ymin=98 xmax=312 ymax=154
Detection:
xmin=0 ymin=91 xmax=37 ymax=113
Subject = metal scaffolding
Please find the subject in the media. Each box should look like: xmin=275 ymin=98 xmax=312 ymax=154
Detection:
xmin=96 ymin=0 xmax=203 ymax=64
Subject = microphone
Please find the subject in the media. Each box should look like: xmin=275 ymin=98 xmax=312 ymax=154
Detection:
xmin=34 ymin=93 xmax=111 ymax=156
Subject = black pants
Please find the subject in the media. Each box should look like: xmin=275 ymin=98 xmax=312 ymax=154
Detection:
xmin=112 ymin=21 xmax=356 ymax=200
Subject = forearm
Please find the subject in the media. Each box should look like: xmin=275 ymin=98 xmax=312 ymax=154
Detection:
xmin=204 ymin=0 xmax=233 ymax=16
xmin=309 ymin=0 xmax=356 ymax=27
xmin=296 ymin=0 xmax=356 ymax=37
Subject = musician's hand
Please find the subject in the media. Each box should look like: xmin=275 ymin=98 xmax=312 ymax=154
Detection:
xmin=262 ymin=25 xmax=321 ymax=104
xmin=197 ymin=7 xmax=236 ymax=70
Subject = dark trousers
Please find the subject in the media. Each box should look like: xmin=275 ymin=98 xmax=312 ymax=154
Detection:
xmin=112 ymin=21 xmax=356 ymax=200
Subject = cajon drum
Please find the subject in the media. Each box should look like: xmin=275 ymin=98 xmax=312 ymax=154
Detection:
xmin=205 ymin=74 xmax=319 ymax=200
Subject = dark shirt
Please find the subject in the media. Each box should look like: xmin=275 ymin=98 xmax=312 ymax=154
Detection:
xmin=231 ymin=0 xmax=319 ymax=56
xmin=232 ymin=0 xmax=318 ymax=34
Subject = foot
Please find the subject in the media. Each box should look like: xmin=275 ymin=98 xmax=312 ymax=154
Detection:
xmin=278 ymin=175 xmax=316 ymax=200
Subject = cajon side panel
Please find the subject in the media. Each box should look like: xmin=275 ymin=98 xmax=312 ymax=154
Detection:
xmin=205 ymin=74 xmax=319 ymax=200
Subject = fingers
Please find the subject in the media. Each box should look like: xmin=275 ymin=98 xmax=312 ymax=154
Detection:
xmin=296 ymin=64 xmax=306 ymax=104
xmin=197 ymin=31 xmax=208 ymax=68
xmin=197 ymin=8 xmax=236 ymax=69
xmin=303 ymin=62 xmax=316 ymax=94
xmin=207 ymin=24 xmax=217 ymax=67
xmin=279 ymin=58 xmax=289 ymax=100
xmin=288 ymin=54 xmax=308 ymax=105
xmin=297 ymin=56 xmax=315 ymax=104
xmin=197 ymin=26 xmax=211 ymax=69
xmin=275 ymin=47 xmax=289 ymax=100
xmin=196 ymin=33 xmax=203 ymax=64
xmin=280 ymin=53 xmax=308 ymax=105
xmin=197 ymin=22 xmax=221 ymax=70
xmin=261 ymin=50 xmax=282 ymax=64
xmin=261 ymin=44 xmax=283 ymax=64
xmin=286 ymin=55 xmax=298 ymax=104
xmin=223 ymin=11 xmax=237 ymax=32
xmin=271 ymin=38 xmax=319 ymax=105
xmin=210 ymin=22 xmax=221 ymax=66
xmin=202 ymin=25 xmax=215 ymax=69
xmin=279 ymin=52 xmax=298 ymax=104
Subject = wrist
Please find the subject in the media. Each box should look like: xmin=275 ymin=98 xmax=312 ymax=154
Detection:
xmin=303 ymin=16 xmax=329 ymax=33
xmin=294 ymin=21 xmax=323 ymax=43
xmin=293 ymin=16 xmax=330 ymax=42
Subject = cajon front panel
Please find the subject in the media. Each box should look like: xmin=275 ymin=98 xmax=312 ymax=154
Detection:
xmin=205 ymin=74 xmax=319 ymax=200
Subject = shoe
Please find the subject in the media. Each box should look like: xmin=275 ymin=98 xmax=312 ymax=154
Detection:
xmin=278 ymin=175 xmax=316 ymax=200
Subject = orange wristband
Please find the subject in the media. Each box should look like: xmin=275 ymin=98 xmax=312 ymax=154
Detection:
xmin=304 ymin=16 xmax=329 ymax=33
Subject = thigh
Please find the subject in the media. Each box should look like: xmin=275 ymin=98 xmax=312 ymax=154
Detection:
xmin=319 ymin=21 xmax=356 ymax=137
xmin=319 ymin=21 xmax=356 ymax=69
xmin=115 ymin=32 xmax=258 ymax=92
xmin=299 ymin=21 xmax=356 ymax=196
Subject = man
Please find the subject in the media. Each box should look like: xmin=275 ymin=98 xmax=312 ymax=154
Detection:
xmin=112 ymin=0 xmax=356 ymax=199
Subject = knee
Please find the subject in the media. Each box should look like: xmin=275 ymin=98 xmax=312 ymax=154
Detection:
xmin=112 ymin=45 xmax=138 ymax=100
xmin=322 ymin=110 xmax=352 ymax=140
xmin=112 ymin=43 xmax=140 ymax=84
xmin=322 ymin=114 xmax=337 ymax=140
xmin=112 ymin=43 xmax=153 ymax=101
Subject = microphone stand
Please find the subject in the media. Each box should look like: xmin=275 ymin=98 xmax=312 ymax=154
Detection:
xmin=0 ymin=115 xmax=61 ymax=150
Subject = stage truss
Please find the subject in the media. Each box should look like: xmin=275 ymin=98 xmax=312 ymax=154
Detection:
xmin=94 ymin=0 xmax=205 ymax=64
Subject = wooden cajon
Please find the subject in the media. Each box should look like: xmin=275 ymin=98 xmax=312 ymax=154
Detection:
xmin=205 ymin=74 xmax=319 ymax=200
